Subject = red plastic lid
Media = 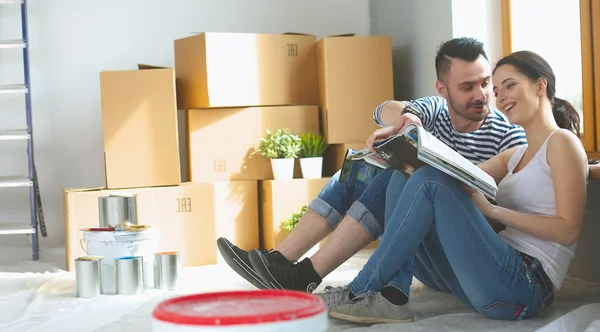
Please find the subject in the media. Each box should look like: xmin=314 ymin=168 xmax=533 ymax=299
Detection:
xmin=152 ymin=290 xmax=327 ymax=326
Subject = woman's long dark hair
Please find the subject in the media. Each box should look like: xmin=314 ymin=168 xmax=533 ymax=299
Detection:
xmin=494 ymin=51 xmax=580 ymax=137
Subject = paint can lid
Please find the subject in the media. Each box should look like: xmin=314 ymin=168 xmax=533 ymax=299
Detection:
xmin=152 ymin=290 xmax=327 ymax=326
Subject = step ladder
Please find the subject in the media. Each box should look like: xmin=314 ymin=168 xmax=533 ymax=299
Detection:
xmin=0 ymin=0 xmax=47 ymax=260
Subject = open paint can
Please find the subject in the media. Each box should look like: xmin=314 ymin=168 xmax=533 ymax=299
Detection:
xmin=154 ymin=252 xmax=181 ymax=290
xmin=98 ymin=193 xmax=138 ymax=228
xmin=151 ymin=290 xmax=328 ymax=331
xmin=75 ymin=256 xmax=103 ymax=298
xmin=115 ymin=256 xmax=144 ymax=295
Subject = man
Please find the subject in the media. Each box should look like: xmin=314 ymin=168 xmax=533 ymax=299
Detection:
xmin=218 ymin=37 xmax=527 ymax=311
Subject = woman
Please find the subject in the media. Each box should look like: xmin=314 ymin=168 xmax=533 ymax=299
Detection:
xmin=329 ymin=50 xmax=588 ymax=323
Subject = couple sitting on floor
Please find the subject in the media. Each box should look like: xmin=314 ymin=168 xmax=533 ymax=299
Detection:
xmin=217 ymin=37 xmax=590 ymax=324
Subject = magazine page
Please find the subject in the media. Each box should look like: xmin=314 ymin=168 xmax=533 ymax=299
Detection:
xmin=404 ymin=124 xmax=497 ymax=192
xmin=372 ymin=133 xmax=426 ymax=176
xmin=346 ymin=147 xmax=389 ymax=169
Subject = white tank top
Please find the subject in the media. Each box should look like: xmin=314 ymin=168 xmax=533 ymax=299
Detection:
xmin=496 ymin=130 xmax=587 ymax=290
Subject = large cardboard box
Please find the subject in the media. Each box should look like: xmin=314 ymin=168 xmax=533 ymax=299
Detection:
xmin=100 ymin=65 xmax=181 ymax=189
xmin=174 ymin=32 xmax=319 ymax=109
xmin=187 ymin=105 xmax=320 ymax=182
xmin=63 ymin=181 xmax=258 ymax=271
xmin=323 ymin=143 xmax=366 ymax=176
xmin=318 ymin=35 xmax=394 ymax=144
xmin=259 ymin=178 xmax=330 ymax=249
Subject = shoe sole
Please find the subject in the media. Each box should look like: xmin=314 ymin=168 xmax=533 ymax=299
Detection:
xmin=216 ymin=238 xmax=270 ymax=290
xmin=248 ymin=249 xmax=285 ymax=290
xmin=329 ymin=311 xmax=415 ymax=324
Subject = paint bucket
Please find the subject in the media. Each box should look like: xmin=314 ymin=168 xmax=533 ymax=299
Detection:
xmin=154 ymin=252 xmax=181 ymax=290
xmin=116 ymin=256 xmax=144 ymax=295
xmin=98 ymin=193 xmax=138 ymax=228
xmin=151 ymin=290 xmax=328 ymax=331
xmin=82 ymin=229 xmax=158 ymax=294
xmin=75 ymin=256 xmax=103 ymax=298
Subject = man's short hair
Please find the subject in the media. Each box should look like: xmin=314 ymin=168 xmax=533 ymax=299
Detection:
xmin=435 ymin=37 xmax=489 ymax=81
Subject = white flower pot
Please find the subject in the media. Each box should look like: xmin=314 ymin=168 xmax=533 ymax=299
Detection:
xmin=300 ymin=157 xmax=323 ymax=179
xmin=270 ymin=158 xmax=295 ymax=180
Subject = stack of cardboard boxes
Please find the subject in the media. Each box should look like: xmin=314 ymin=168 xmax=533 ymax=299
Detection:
xmin=63 ymin=32 xmax=393 ymax=271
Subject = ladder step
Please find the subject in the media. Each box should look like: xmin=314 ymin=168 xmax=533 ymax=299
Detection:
xmin=0 ymin=0 xmax=24 ymax=4
xmin=0 ymin=129 xmax=30 ymax=141
xmin=0 ymin=84 xmax=28 ymax=94
xmin=0 ymin=40 xmax=26 ymax=49
xmin=0 ymin=176 xmax=32 ymax=188
xmin=0 ymin=224 xmax=35 ymax=235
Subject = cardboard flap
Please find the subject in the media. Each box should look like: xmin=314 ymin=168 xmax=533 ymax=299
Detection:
xmin=137 ymin=64 xmax=171 ymax=70
xmin=64 ymin=187 xmax=105 ymax=193
xmin=282 ymin=32 xmax=315 ymax=36
xmin=326 ymin=33 xmax=356 ymax=37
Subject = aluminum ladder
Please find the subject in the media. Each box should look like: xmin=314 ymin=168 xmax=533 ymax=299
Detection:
xmin=0 ymin=0 xmax=47 ymax=260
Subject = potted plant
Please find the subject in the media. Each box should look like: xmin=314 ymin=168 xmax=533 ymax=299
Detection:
xmin=257 ymin=128 xmax=301 ymax=180
xmin=281 ymin=205 xmax=307 ymax=232
xmin=299 ymin=132 xmax=328 ymax=179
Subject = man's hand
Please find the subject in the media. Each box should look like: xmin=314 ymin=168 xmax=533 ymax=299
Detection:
xmin=366 ymin=113 xmax=423 ymax=153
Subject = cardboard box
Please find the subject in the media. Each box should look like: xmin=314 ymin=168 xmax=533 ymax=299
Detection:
xmin=100 ymin=65 xmax=181 ymax=189
xmin=187 ymin=105 xmax=320 ymax=182
xmin=174 ymin=32 xmax=319 ymax=109
xmin=323 ymin=143 xmax=366 ymax=176
xmin=63 ymin=181 xmax=258 ymax=271
xmin=318 ymin=35 xmax=394 ymax=143
xmin=259 ymin=178 xmax=330 ymax=249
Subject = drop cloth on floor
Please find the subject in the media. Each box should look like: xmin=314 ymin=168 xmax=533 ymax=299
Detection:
xmin=0 ymin=258 xmax=599 ymax=332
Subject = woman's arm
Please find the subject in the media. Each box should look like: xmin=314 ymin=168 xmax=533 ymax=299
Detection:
xmin=477 ymin=147 xmax=518 ymax=184
xmin=483 ymin=130 xmax=587 ymax=246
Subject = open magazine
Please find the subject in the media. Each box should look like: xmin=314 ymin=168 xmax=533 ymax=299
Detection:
xmin=343 ymin=123 xmax=498 ymax=201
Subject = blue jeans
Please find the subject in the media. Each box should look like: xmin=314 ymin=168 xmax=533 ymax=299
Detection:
xmin=309 ymin=166 xmax=446 ymax=296
xmin=349 ymin=166 xmax=554 ymax=320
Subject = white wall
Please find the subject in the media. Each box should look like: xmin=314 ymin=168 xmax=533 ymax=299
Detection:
xmin=451 ymin=0 xmax=503 ymax=65
xmin=369 ymin=0 xmax=503 ymax=100
xmin=370 ymin=0 xmax=454 ymax=100
xmin=0 ymin=0 xmax=371 ymax=250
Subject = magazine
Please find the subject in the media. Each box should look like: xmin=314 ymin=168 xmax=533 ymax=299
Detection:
xmin=345 ymin=123 xmax=498 ymax=201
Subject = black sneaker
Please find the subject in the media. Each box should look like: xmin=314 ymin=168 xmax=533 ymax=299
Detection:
xmin=248 ymin=248 xmax=322 ymax=293
xmin=216 ymin=237 xmax=271 ymax=289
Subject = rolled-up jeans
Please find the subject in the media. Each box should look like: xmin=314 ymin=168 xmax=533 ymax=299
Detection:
xmin=309 ymin=166 xmax=449 ymax=297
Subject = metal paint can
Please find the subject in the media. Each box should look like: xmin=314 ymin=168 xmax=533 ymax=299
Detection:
xmin=115 ymin=256 xmax=144 ymax=295
xmin=154 ymin=252 xmax=181 ymax=290
xmin=98 ymin=193 xmax=138 ymax=228
xmin=75 ymin=256 xmax=103 ymax=298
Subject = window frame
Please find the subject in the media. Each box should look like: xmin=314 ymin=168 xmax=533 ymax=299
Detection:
xmin=501 ymin=0 xmax=598 ymax=155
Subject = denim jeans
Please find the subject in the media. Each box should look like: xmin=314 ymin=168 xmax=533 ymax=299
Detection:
xmin=309 ymin=165 xmax=446 ymax=297
xmin=348 ymin=166 xmax=554 ymax=320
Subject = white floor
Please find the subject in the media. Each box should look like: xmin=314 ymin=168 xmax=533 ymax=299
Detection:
xmin=1 ymin=245 xmax=600 ymax=332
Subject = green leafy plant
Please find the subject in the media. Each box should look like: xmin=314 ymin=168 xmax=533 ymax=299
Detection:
xmin=257 ymin=128 xmax=302 ymax=159
xmin=300 ymin=132 xmax=328 ymax=158
xmin=281 ymin=205 xmax=308 ymax=232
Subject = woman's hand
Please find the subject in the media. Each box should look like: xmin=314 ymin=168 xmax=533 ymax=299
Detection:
xmin=462 ymin=185 xmax=495 ymax=216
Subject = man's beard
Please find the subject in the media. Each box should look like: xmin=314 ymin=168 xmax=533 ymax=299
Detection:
xmin=447 ymin=90 xmax=489 ymax=122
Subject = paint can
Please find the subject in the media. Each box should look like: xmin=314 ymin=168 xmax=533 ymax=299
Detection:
xmin=98 ymin=193 xmax=138 ymax=228
xmin=154 ymin=252 xmax=180 ymax=290
xmin=115 ymin=256 xmax=144 ymax=295
xmin=75 ymin=256 xmax=103 ymax=298
xmin=83 ymin=229 xmax=158 ymax=294
xmin=151 ymin=290 xmax=328 ymax=331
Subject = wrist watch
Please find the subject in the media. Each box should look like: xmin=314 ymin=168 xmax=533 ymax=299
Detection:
xmin=401 ymin=104 xmax=423 ymax=120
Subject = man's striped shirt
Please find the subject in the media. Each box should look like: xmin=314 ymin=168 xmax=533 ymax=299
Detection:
xmin=373 ymin=96 xmax=527 ymax=165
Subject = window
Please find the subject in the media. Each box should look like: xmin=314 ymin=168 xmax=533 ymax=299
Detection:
xmin=502 ymin=0 xmax=600 ymax=154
